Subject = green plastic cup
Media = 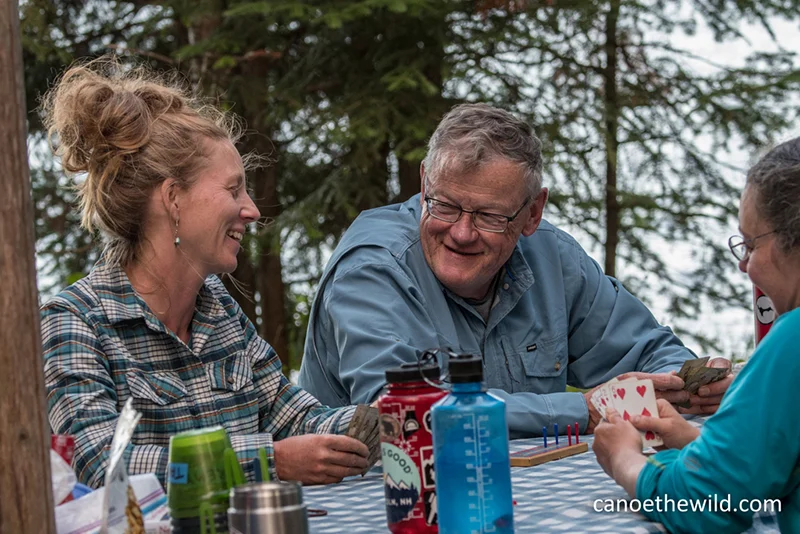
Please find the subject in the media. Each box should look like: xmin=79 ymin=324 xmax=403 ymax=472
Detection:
xmin=167 ymin=426 xmax=245 ymax=522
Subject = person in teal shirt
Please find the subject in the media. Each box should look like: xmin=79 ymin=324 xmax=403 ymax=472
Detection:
xmin=593 ymin=137 xmax=800 ymax=532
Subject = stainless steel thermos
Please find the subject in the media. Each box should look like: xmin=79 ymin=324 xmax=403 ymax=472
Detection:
xmin=227 ymin=481 xmax=309 ymax=534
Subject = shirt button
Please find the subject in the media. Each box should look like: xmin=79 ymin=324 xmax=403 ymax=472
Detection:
xmin=503 ymin=283 xmax=509 ymax=290
xmin=554 ymin=362 xmax=561 ymax=371
xmin=227 ymin=376 xmax=235 ymax=384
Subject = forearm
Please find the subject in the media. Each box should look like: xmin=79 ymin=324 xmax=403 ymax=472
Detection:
xmin=305 ymin=404 xmax=357 ymax=436
xmin=74 ymin=438 xmax=168 ymax=489
xmin=489 ymin=389 xmax=590 ymax=438
xmin=250 ymin=330 xmax=353 ymax=439
xmin=229 ymin=434 xmax=277 ymax=481
xmin=611 ymin=452 xmax=647 ymax=498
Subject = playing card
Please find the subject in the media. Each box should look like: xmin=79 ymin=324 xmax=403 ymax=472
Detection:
xmin=676 ymin=358 xmax=730 ymax=407
xmin=683 ymin=367 xmax=729 ymax=395
xmin=607 ymin=378 xmax=663 ymax=448
xmin=345 ymin=404 xmax=381 ymax=471
xmin=590 ymin=378 xmax=629 ymax=420
xmin=676 ymin=357 xmax=709 ymax=382
xmin=590 ymin=387 xmax=611 ymax=419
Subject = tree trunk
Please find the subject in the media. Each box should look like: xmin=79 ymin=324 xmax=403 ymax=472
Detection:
xmin=603 ymin=1 xmax=620 ymax=277
xmin=362 ymin=139 xmax=392 ymax=211
xmin=398 ymin=156 xmax=421 ymax=201
xmin=178 ymin=0 xmax=291 ymax=365
xmin=253 ymin=161 xmax=290 ymax=366
xmin=397 ymin=38 xmax=446 ymax=202
xmin=0 ymin=1 xmax=57 ymax=532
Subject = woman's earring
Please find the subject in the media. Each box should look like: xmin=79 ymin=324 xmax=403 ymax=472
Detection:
xmin=173 ymin=216 xmax=181 ymax=247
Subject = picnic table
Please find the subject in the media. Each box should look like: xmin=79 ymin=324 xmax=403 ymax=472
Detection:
xmin=304 ymin=422 xmax=780 ymax=533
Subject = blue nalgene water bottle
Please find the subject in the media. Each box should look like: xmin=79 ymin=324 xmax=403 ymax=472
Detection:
xmin=431 ymin=353 xmax=513 ymax=533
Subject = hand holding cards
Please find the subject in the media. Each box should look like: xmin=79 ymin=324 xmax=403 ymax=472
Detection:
xmin=345 ymin=404 xmax=381 ymax=472
xmin=676 ymin=357 xmax=730 ymax=403
xmin=590 ymin=378 xmax=663 ymax=448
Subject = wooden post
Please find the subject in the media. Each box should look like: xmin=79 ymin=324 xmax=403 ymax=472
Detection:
xmin=0 ymin=0 xmax=57 ymax=531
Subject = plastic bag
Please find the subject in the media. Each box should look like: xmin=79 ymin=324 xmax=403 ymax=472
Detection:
xmin=55 ymin=474 xmax=169 ymax=534
xmin=102 ymin=398 xmax=144 ymax=534
xmin=51 ymin=448 xmax=78 ymax=505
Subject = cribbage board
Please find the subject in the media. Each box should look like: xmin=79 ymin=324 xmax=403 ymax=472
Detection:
xmin=509 ymin=441 xmax=589 ymax=467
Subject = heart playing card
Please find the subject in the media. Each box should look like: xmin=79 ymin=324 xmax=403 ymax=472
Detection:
xmin=589 ymin=378 xmax=663 ymax=448
xmin=610 ymin=378 xmax=663 ymax=448
xmin=590 ymin=387 xmax=611 ymax=419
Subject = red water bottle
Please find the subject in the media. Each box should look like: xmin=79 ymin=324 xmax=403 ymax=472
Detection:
xmin=754 ymin=285 xmax=775 ymax=345
xmin=378 ymin=361 xmax=446 ymax=533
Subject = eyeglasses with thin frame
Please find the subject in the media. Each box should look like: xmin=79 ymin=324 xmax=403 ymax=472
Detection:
xmin=728 ymin=230 xmax=779 ymax=261
xmin=424 ymin=196 xmax=531 ymax=233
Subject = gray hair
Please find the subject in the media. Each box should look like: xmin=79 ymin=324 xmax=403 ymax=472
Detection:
xmin=423 ymin=103 xmax=543 ymax=198
xmin=746 ymin=137 xmax=800 ymax=254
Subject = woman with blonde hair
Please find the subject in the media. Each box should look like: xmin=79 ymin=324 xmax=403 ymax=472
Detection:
xmin=41 ymin=58 xmax=372 ymax=488
xmin=593 ymin=137 xmax=800 ymax=532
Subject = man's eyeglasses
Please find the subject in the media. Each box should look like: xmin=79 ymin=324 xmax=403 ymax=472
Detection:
xmin=424 ymin=196 xmax=531 ymax=233
xmin=728 ymin=230 xmax=779 ymax=261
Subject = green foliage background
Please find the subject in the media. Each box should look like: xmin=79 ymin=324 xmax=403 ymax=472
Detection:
xmin=21 ymin=0 xmax=800 ymax=368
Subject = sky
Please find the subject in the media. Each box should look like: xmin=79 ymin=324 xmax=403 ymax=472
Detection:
xmin=579 ymin=14 xmax=800 ymax=361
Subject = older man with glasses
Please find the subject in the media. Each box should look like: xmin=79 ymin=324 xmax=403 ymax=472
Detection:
xmin=298 ymin=103 xmax=733 ymax=437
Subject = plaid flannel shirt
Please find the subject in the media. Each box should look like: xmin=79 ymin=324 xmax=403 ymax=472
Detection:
xmin=42 ymin=261 xmax=356 ymax=488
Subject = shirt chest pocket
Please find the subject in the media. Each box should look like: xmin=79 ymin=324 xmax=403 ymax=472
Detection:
xmin=126 ymin=369 xmax=188 ymax=406
xmin=207 ymin=353 xmax=253 ymax=393
xmin=517 ymin=335 xmax=568 ymax=392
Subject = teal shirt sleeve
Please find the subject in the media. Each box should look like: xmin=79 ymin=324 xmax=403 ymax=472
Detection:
xmin=635 ymin=308 xmax=800 ymax=533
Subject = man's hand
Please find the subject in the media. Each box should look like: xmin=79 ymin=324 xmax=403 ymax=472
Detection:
xmin=630 ymin=398 xmax=700 ymax=450
xmin=679 ymin=357 xmax=733 ymax=415
xmin=615 ymin=371 xmax=689 ymax=405
xmin=274 ymin=434 xmax=370 ymax=485
xmin=583 ymin=385 xmax=604 ymax=433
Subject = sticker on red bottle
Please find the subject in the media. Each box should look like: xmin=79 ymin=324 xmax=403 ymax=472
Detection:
xmin=381 ymin=443 xmax=421 ymax=523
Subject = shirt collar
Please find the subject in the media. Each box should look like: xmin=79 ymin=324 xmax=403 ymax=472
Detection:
xmin=91 ymin=260 xmax=149 ymax=324
xmin=91 ymin=261 xmax=226 ymax=326
xmin=505 ymin=243 xmax=535 ymax=289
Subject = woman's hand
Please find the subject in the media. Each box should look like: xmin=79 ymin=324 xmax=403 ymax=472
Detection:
xmin=630 ymin=398 xmax=700 ymax=450
xmin=592 ymin=408 xmax=648 ymax=497
xmin=273 ymin=434 xmax=370 ymax=485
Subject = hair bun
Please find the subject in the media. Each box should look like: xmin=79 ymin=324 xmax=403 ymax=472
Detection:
xmin=135 ymin=85 xmax=183 ymax=116
xmin=46 ymin=72 xmax=150 ymax=175
xmin=40 ymin=56 xmax=241 ymax=267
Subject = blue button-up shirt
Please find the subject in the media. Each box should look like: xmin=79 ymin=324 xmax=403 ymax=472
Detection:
xmin=43 ymin=261 xmax=356 ymax=488
xmin=299 ymin=194 xmax=696 ymax=437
